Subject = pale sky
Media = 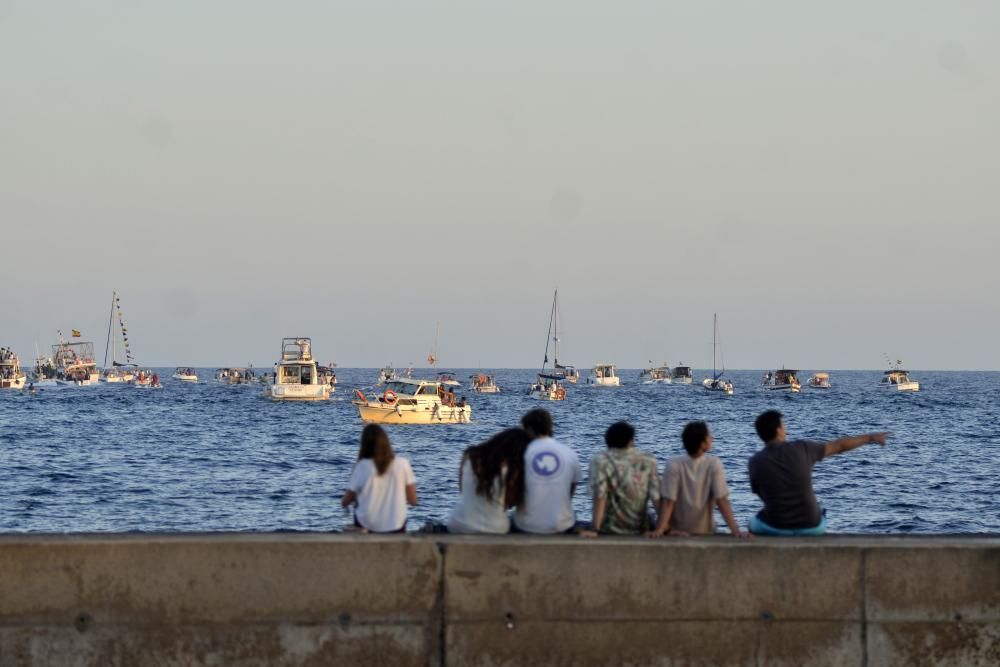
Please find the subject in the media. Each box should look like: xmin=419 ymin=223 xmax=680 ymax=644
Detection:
xmin=2 ymin=1 xmax=998 ymax=369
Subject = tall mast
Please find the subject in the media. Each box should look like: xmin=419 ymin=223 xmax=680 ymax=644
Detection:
xmin=552 ymin=289 xmax=559 ymax=366
xmin=713 ymin=313 xmax=718 ymax=378
xmin=103 ymin=291 xmax=116 ymax=369
xmin=542 ymin=290 xmax=556 ymax=370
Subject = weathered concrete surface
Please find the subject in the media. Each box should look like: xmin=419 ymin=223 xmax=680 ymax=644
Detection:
xmin=0 ymin=534 xmax=997 ymax=666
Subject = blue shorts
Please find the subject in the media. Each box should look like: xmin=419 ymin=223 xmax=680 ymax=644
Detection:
xmin=750 ymin=513 xmax=827 ymax=536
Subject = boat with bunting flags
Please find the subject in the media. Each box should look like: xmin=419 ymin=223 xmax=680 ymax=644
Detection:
xmin=101 ymin=291 xmax=137 ymax=383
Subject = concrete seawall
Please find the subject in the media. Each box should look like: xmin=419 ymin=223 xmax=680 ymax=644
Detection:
xmin=0 ymin=534 xmax=996 ymax=666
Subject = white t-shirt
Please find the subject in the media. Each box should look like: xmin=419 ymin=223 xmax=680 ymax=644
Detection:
xmin=447 ymin=458 xmax=510 ymax=534
xmin=513 ymin=436 xmax=583 ymax=534
xmin=347 ymin=457 xmax=416 ymax=532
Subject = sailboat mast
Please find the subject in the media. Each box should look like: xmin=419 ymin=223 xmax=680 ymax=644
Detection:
xmin=552 ymin=289 xmax=559 ymax=366
xmin=542 ymin=291 xmax=556 ymax=370
xmin=103 ymin=291 xmax=116 ymax=369
xmin=713 ymin=313 xmax=718 ymax=378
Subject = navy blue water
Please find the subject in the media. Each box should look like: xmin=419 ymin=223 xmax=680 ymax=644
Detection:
xmin=2 ymin=370 xmax=998 ymax=534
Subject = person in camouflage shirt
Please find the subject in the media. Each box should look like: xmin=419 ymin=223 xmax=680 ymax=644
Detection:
xmin=589 ymin=422 xmax=661 ymax=535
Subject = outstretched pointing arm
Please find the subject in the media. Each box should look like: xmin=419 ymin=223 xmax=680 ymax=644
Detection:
xmin=824 ymin=432 xmax=890 ymax=457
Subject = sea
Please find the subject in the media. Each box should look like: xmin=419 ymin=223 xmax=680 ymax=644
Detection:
xmin=1 ymin=369 xmax=998 ymax=534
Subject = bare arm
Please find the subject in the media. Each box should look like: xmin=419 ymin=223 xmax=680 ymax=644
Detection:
xmin=405 ymin=484 xmax=418 ymax=506
xmin=650 ymin=499 xmax=675 ymax=537
xmin=591 ymin=495 xmax=607 ymax=533
xmin=715 ymin=497 xmax=750 ymax=539
xmin=341 ymin=490 xmax=357 ymax=508
xmin=823 ymin=432 xmax=889 ymax=457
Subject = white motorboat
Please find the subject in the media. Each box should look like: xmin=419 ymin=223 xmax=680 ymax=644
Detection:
xmin=762 ymin=368 xmax=801 ymax=393
xmin=130 ymin=368 xmax=155 ymax=387
xmin=640 ymin=364 xmax=672 ymax=384
xmin=670 ymin=364 xmax=694 ymax=385
xmin=50 ymin=334 xmax=101 ymax=386
xmin=528 ymin=373 xmax=566 ymax=401
xmin=376 ymin=364 xmax=398 ymax=386
xmin=317 ymin=365 xmax=337 ymax=392
xmin=0 ymin=348 xmax=26 ymax=390
xmin=173 ymin=367 xmax=198 ymax=383
xmin=586 ymin=363 xmax=620 ymax=387
xmin=806 ymin=372 xmax=831 ymax=389
xmin=264 ymin=338 xmax=331 ymax=401
xmin=702 ymin=314 xmax=734 ymax=395
xmin=216 ymin=367 xmax=256 ymax=385
xmin=880 ymin=361 xmax=919 ymax=392
xmin=470 ymin=373 xmax=500 ymax=394
xmin=354 ymin=377 xmax=470 ymax=423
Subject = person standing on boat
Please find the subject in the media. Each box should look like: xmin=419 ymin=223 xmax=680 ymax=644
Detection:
xmin=512 ymin=409 xmax=583 ymax=534
xmin=747 ymin=410 xmax=889 ymax=536
xmin=448 ymin=428 xmax=533 ymax=534
xmin=342 ymin=425 xmax=418 ymax=533
xmin=588 ymin=422 xmax=661 ymax=535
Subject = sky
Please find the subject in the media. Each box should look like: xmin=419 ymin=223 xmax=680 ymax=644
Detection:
xmin=1 ymin=1 xmax=998 ymax=369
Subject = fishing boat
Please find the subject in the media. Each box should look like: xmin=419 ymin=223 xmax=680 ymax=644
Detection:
xmin=529 ymin=290 xmax=570 ymax=399
xmin=264 ymin=338 xmax=331 ymax=401
xmin=50 ymin=333 xmax=101 ymax=386
xmin=0 ymin=348 xmax=26 ymax=389
xmin=806 ymin=372 xmax=831 ymax=389
xmin=762 ymin=368 xmax=801 ymax=393
xmin=702 ymin=314 xmax=734 ymax=395
xmin=354 ymin=377 xmax=470 ymax=424
xmin=640 ymin=363 xmax=672 ymax=384
xmin=470 ymin=373 xmax=500 ymax=393
xmin=173 ymin=367 xmax=198 ymax=382
xmin=586 ymin=363 xmax=620 ymax=387
xmin=100 ymin=292 xmax=137 ymax=383
xmin=670 ymin=364 xmax=694 ymax=385
xmin=880 ymin=361 xmax=919 ymax=392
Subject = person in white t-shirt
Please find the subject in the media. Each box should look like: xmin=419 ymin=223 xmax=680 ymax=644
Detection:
xmin=512 ymin=409 xmax=584 ymax=534
xmin=342 ymin=424 xmax=417 ymax=533
xmin=447 ymin=428 xmax=533 ymax=534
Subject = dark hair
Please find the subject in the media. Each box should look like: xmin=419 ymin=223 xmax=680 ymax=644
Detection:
xmin=681 ymin=421 xmax=710 ymax=456
xmin=464 ymin=428 xmax=533 ymax=506
xmin=358 ymin=424 xmax=395 ymax=475
xmin=755 ymin=410 xmax=783 ymax=443
xmin=521 ymin=408 xmax=553 ymax=437
xmin=604 ymin=421 xmax=635 ymax=449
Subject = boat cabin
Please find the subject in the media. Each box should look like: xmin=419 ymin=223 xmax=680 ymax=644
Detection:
xmin=773 ymin=369 xmax=800 ymax=385
xmin=671 ymin=365 xmax=693 ymax=380
xmin=592 ymin=364 xmax=617 ymax=379
xmin=882 ymin=369 xmax=911 ymax=385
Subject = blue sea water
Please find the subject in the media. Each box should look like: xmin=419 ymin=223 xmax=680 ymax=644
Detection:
xmin=1 ymin=369 xmax=998 ymax=534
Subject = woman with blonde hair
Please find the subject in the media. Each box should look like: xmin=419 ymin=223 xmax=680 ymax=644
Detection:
xmin=342 ymin=424 xmax=417 ymax=532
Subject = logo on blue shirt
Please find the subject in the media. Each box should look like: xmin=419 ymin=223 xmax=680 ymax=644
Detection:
xmin=531 ymin=451 xmax=561 ymax=476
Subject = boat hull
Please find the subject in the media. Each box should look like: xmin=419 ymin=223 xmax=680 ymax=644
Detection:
xmin=472 ymin=386 xmax=500 ymax=394
xmin=702 ymin=379 xmax=734 ymax=395
xmin=266 ymin=384 xmax=331 ymax=401
xmin=586 ymin=377 xmax=621 ymax=387
xmin=0 ymin=376 xmax=26 ymax=390
xmin=670 ymin=377 xmax=693 ymax=385
xmin=881 ymin=382 xmax=919 ymax=392
xmin=356 ymin=401 xmax=471 ymax=424
xmin=173 ymin=374 xmax=198 ymax=382
xmin=763 ymin=384 xmax=800 ymax=393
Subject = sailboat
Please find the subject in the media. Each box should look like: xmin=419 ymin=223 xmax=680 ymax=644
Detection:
xmin=101 ymin=291 xmax=136 ymax=383
xmin=528 ymin=290 xmax=568 ymax=400
xmin=702 ymin=313 xmax=734 ymax=395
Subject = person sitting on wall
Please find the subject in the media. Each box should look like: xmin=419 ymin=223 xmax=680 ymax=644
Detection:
xmin=342 ymin=424 xmax=418 ymax=533
xmin=651 ymin=421 xmax=748 ymax=538
xmin=588 ymin=421 xmax=661 ymax=536
xmin=448 ymin=428 xmax=533 ymax=534
xmin=747 ymin=410 xmax=889 ymax=536
xmin=512 ymin=409 xmax=583 ymax=534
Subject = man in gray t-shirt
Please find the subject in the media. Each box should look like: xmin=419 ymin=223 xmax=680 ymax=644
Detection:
xmin=748 ymin=410 xmax=889 ymax=534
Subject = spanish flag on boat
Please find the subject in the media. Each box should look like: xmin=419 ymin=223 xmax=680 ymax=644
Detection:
xmin=71 ymin=329 xmax=81 ymax=337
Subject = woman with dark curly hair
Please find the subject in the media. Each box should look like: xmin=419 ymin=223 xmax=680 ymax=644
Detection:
xmin=447 ymin=428 xmax=533 ymax=533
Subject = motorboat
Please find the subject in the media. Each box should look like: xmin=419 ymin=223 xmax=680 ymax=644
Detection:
xmin=354 ymin=377 xmax=470 ymax=424
xmin=0 ymin=348 xmax=26 ymax=390
xmin=702 ymin=314 xmax=734 ymax=396
xmin=640 ymin=364 xmax=672 ymax=384
xmin=470 ymin=373 xmax=500 ymax=393
xmin=51 ymin=335 xmax=101 ymax=386
xmin=670 ymin=364 xmax=694 ymax=385
xmin=101 ymin=292 xmax=138 ymax=384
xmin=586 ymin=363 xmax=620 ymax=387
xmin=762 ymin=368 xmax=801 ymax=393
xmin=265 ymin=338 xmax=331 ymax=401
xmin=806 ymin=372 xmax=831 ymax=389
xmin=216 ymin=367 xmax=256 ymax=385
xmin=880 ymin=361 xmax=919 ymax=392
xmin=528 ymin=373 xmax=566 ymax=401
xmin=173 ymin=367 xmax=198 ymax=383
xmin=130 ymin=368 xmax=155 ymax=387
xmin=376 ymin=364 xmax=398 ymax=386
xmin=317 ymin=365 xmax=337 ymax=391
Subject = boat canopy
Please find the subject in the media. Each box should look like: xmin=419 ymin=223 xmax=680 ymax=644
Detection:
xmin=281 ymin=338 xmax=313 ymax=362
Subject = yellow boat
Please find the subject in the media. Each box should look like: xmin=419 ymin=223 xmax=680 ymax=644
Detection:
xmin=354 ymin=377 xmax=471 ymax=424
